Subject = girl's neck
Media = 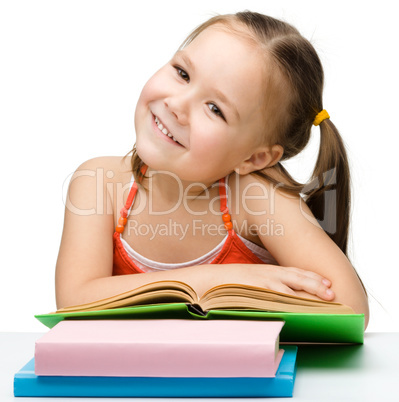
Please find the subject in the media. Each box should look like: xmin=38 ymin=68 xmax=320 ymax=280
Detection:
xmin=143 ymin=167 xmax=220 ymax=205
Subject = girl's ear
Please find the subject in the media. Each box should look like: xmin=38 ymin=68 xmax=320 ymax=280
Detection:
xmin=234 ymin=144 xmax=284 ymax=175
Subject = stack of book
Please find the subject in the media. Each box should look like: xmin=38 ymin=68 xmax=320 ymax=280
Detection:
xmin=14 ymin=319 xmax=298 ymax=397
xmin=14 ymin=280 xmax=365 ymax=397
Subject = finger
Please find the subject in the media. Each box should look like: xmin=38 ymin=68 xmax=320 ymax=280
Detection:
xmin=284 ymin=267 xmax=332 ymax=287
xmin=284 ymin=273 xmax=335 ymax=301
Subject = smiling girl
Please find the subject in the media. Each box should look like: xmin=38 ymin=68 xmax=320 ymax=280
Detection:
xmin=55 ymin=11 xmax=369 ymax=327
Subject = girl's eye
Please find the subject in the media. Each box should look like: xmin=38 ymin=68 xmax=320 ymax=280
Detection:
xmin=175 ymin=67 xmax=190 ymax=83
xmin=208 ymin=103 xmax=226 ymax=121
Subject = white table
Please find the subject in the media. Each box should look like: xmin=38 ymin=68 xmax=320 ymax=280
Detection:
xmin=1 ymin=332 xmax=398 ymax=401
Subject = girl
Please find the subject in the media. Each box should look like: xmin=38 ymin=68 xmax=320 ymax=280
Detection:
xmin=55 ymin=11 xmax=369 ymax=327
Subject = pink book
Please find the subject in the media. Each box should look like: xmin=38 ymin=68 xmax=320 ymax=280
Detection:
xmin=35 ymin=319 xmax=284 ymax=377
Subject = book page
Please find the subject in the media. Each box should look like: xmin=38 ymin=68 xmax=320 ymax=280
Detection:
xmin=56 ymin=281 xmax=198 ymax=313
xmin=199 ymin=284 xmax=354 ymax=314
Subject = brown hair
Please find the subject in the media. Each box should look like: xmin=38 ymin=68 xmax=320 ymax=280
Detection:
xmin=130 ymin=11 xmax=351 ymax=256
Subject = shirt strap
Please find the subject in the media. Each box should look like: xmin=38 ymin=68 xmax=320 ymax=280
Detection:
xmin=116 ymin=165 xmax=148 ymax=233
xmin=218 ymin=176 xmax=233 ymax=231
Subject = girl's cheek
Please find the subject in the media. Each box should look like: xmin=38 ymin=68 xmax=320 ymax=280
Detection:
xmin=139 ymin=73 xmax=168 ymax=104
xmin=138 ymin=80 xmax=155 ymax=103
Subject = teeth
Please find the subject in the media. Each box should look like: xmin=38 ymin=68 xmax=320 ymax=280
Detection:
xmin=154 ymin=115 xmax=180 ymax=144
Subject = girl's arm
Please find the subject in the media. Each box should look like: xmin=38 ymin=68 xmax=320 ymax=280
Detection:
xmin=55 ymin=158 xmax=334 ymax=309
xmin=241 ymin=174 xmax=369 ymax=326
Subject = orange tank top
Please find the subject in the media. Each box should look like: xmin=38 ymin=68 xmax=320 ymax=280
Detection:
xmin=112 ymin=169 xmax=276 ymax=275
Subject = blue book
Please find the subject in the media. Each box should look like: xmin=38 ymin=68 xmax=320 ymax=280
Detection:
xmin=14 ymin=346 xmax=297 ymax=397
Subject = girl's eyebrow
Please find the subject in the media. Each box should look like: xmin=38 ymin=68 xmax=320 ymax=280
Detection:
xmin=175 ymin=51 xmax=195 ymax=71
xmin=175 ymin=51 xmax=240 ymax=121
xmin=214 ymin=88 xmax=240 ymax=121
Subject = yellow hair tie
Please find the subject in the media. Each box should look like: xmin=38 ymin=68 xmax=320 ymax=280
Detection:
xmin=313 ymin=109 xmax=330 ymax=126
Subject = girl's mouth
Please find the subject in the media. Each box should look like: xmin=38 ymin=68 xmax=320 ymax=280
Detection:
xmin=154 ymin=115 xmax=183 ymax=146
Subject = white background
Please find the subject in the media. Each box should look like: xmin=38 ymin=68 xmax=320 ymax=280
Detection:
xmin=1 ymin=0 xmax=398 ymax=332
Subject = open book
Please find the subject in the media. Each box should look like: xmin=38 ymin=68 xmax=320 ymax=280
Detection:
xmin=55 ymin=280 xmax=354 ymax=315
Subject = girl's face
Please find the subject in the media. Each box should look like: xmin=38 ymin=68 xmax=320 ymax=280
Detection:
xmin=134 ymin=25 xmax=268 ymax=185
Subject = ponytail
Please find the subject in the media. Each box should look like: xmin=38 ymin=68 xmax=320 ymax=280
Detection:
xmin=254 ymin=118 xmax=351 ymax=256
xmin=304 ymin=119 xmax=351 ymax=255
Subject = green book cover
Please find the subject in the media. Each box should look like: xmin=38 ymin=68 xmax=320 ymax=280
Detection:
xmin=35 ymin=303 xmax=364 ymax=344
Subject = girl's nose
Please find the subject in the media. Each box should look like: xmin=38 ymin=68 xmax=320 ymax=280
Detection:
xmin=164 ymin=95 xmax=190 ymax=126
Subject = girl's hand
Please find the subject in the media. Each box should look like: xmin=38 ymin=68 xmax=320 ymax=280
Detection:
xmin=243 ymin=264 xmax=334 ymax=300
xmin=194 ymin=264 xmax=334 ymax=301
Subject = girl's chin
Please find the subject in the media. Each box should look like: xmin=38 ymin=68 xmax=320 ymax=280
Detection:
xmin=134 ymin=145 xmax=153 ymax=167
xmin=134 ymin=144 xmax=168 ymax=171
